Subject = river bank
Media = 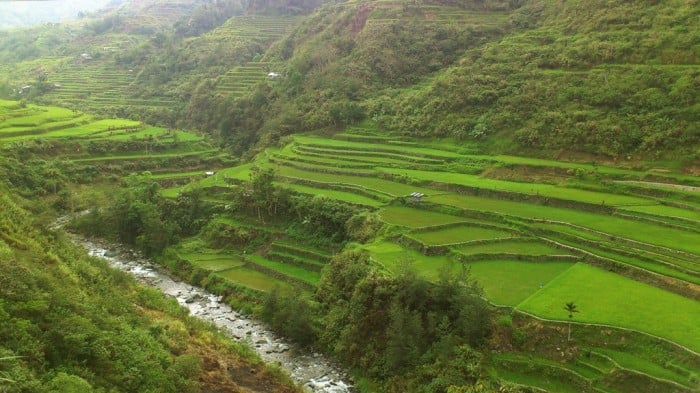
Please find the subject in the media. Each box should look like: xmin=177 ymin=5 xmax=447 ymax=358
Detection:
xmin=73 ymin=235 xmax=353 ymax=393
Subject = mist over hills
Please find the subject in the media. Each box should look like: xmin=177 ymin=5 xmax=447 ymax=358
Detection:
xmin=0 ymin=0 xmax=117 ymax=28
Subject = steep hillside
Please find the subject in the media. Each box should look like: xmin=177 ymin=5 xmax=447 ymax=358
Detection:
xmin=193 ymin=0 xmax=697 ymax=166
xmin=0 ymin=187 xmax=298 ymax=392
xmin=1 ymin=0 xmax=697 ymax=165
xmin=372 ymin=0 xmax=700 ymax=160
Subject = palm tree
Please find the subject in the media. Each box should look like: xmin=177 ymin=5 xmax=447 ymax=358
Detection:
xmin=564 ymin=301 xmax=579 ymax=341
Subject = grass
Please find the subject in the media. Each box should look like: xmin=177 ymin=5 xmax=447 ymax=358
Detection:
xmin=593 ymin=348 xmax=697 ymax=387
xmin=410 ymin=225 xmax=513 ymax=245
xmin=468 ymin=260 xmax=575 ymax=306
xmin=152 ymin=170 xmax=207 ymax=180
xmin=430 ymin=194 xmax=700 ymax=255
xmin=379 ymin=206 xmax=468 ymax=228
xmin=490 ymin=360 xmax=584 ymax=393
xmin=363 ymin=241 xmax=456 ymax=280
xmin=71 ymin=149 xmax=218 ymax=162
xmin=517 ymin=263 xmax=700 ymax=352
xmin=618 ymin=204 xmax=700 ymax=222
xmin=178 ymin=251 xmax=245 ymax=271
xmin=456 ymin=239 xmax=567 ymax=255
xmin=275 ymin=165 xmax=434 ymax=197
xmin=295 ymin=144 xmax=445 ymax=165
xmin=215 ymin=267 xmax=290 ymax=292
xmin=379 ymin=167 xmax=654 ymax=207
xmin=247 ymin=254 xmax=321 ymax=285
xmin=277 ymin=182 xmax=385 ymax=207
xmin=545 ymin=234 xmax=700 ymax=285
xmin=294 ymin=135 xmax=464 ymax=159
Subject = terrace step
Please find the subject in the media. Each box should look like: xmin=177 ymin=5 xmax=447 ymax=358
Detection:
xmin=266 ymin=251 xmax=325 ymax=272
xmin=270 ymin=242 xmax=332 ymax=263
xmin=277 ymin=175 xmax=394 ymax=202
xmin=289 ymin=146 xmax=443 ymax=168
xmin=269 ymin=155 xmax=377 ymax=176
xmin=295 ymin=144 xmax=450 ymax=164
xmin=244 ymin=254 xmax=318 ymax=290
xmin=271 ymin=152 xmax=376 ymax=169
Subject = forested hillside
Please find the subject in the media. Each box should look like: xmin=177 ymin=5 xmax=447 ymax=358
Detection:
xmin=237 ymin=0 xmax=699 ymax=162
xmin=0 ymin=186 xmax=298 ymax=392
xmin=1 ymin=0 xmax=698 ymax=164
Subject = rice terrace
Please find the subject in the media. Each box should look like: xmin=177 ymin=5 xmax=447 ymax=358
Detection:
xmin=160 ymin=124 xmax=700 ymax=391
xmin=0 ymin=0 xmax=699 ymax=392
xmin=2 ymin=97 xmax=699 ymax=392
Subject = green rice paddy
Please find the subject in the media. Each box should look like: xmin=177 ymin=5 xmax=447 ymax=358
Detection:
xmin=215 ymin=267 xmax=291 ymax=292
xmin=518 ymin=263 xmax=700 ymax=351
xmin=380 ymin=206 xmax=468 ymax=227
xmin=363 ymin=241 xmax=456 ymax=280
xmin=455 ymin=239 xmax=567 ymax=256
xmin=246 ymin=254 xmax=321 ymax=285
xmin=468 ymin=260 xmax=576 ymax=306
xmin=430 ymin=193 xmax=700 ymax=255
xmin=410 ymin=225 xmax=513 ymax=245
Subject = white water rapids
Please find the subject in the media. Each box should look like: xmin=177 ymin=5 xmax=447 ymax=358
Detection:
xmin=72 ymin=236 xmax=353 ymax=393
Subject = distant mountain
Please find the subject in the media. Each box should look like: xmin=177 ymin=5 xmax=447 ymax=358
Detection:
xmin=0 ymin=0 xmax=118 ymax=29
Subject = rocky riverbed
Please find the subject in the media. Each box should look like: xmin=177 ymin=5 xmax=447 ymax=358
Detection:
xmin=76 ymin=237 xmax=353 ymax=393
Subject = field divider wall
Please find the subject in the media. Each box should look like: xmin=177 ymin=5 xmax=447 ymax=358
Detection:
xmin=266 ymin=251 xmax=324 ymax=272
xmin=536 ymin=237 xmax=700 ymax=300
xmin=612 ymin=211 xmax=700 ymax=234
xmin=242 ymin=257 xmax=315 ymax=291
xmin=454 ymin=252 xmax=581 ymax=263
xmin=277 ymin=175 xmax=394 ymax=200
xmin=532 ymin=227 xmax=700 ymax=275
xmin=270 ymin=242 xmax=331 ymax=263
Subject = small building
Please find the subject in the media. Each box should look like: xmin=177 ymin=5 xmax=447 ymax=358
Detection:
xmin=409 ymin=192 xmax=424 ymax=203
xmin=19 ymin=85 xmax=32 ymax=94
xmin=267 ymin=72 xmax=280 ymax=80
xmin=80 ymin=53 xmax=93 ymax=60
xmin=204 ymin=171 xmax=216 ymax=177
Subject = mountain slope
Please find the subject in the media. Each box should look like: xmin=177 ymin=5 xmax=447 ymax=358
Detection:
xmin=0 ymin=0 xmax=698 ymax=164
xmin=233 ymin=0 xmax=698 ymax=164
xmin=0 ymin=187 xmax=298 ymax=392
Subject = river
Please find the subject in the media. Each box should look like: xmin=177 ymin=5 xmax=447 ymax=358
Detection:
xmin=73 ymin=236 xmax=353 ymax=393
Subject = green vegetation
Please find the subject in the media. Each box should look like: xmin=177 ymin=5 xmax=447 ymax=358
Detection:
xmin=216 ymin=267 xmax=291 ymax=293
xmin=0 ymin=186 xmax=298 ymax=393
xmin=518 ymin=263 xmax=700 ymax=350
xmin=1 ymin=0 xmax=699 ymax=390
xmin=410 ymin=225 xmax=513 ymax=245
xmin=380 ymin=205 xmax=469 ymax=228
xmin=468 ymin=260 xmax=575 ymax=306
xmin=456 ymin=239 xmax=566 ymax=256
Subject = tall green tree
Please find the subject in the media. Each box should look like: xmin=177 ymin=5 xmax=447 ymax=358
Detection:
xmin=564 ymin=301 xmax=579 ymax=341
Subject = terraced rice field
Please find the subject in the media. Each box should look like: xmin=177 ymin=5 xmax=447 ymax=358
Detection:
xmin=518 ymin=263 xmax=700 ymax=350
xmin=409 ymin=225 xmax=513 ymax=245
xmin=0 ymin=100 xmax=222 ymax=194
xmin=211 ymin=16 xmax=302 ymax=97
xmin=456 ymin=239 xmax=566 ymax=256
xmin=173 ymin=125 xmax=700 ymax=360
xmin=215 ymin=267 xmax=291 ymax=292
xmin=39 ymin=60 xmax=179 ymax=114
